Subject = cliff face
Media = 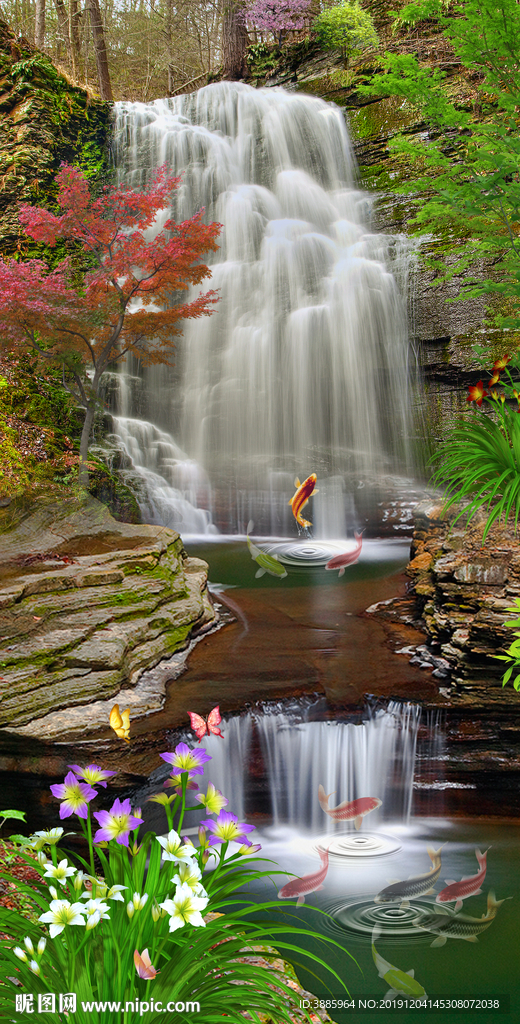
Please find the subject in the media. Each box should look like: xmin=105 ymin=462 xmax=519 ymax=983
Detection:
xmin=0 ymin=19 xmax=109 ymax=254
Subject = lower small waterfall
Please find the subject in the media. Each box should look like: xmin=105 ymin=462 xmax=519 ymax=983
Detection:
xmin=109 ymin=82 xmax=415 ymax=535
xmin=194 ymin=701 xmax=422 ymax=832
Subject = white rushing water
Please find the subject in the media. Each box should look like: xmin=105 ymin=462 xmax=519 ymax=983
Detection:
xmin=111 ymin=82 xmax=413 ymax=534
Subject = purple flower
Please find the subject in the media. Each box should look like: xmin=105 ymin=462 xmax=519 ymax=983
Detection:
xmin=93 ymin=798 xmax=143 ymax=847
xmin=201 ymin=811 xmax=256 ymax=847
xmin=50 ymin=772 xmax=97 ymax=820
xmin=160 ymin=743 xmax=211 ymax=777
xmin=68 ymin=764 xmax=117 ymax=788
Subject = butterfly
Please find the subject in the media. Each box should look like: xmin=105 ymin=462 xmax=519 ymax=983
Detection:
xmin=134 ymin=948 xmax=159 ymax=980
xmin=109 ymin=704 xmax=131 ymax=743
xmin=188 ymin=706 xmax=224 ymax=742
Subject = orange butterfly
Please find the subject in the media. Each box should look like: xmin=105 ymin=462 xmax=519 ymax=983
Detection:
xmin=188 ymin=706 xmax=224 ymax=742
xmin=109 ymin=704 xmax=131 ymax=744
xmin=134 ymin=948 xmax=159 ymax=980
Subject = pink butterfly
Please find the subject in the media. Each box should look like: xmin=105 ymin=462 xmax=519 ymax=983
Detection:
xmin=188 ymin=706 xmax=224 ymax=742
xmin=134 ymin=948 xmax=159 ymax=980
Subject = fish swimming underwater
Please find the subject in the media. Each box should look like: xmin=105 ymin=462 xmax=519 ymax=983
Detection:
xmin=325 ymin=533 xmax=363 ymax=577
xmin=277 ymin=847 xmax=329 ymax=906
xmin=318 ymin=785 xmax=382 ymax=829
xmin=371 ymin=926 xmax=426 ymax=1000
xmin=246 ymin=521 xmax=288 ymax=579
xmin=415 ymin=891 xmax=509 ymax=947
xmin=375 ymin=846 xmax=444 ymax=907
xmin=288 ymin=474 xmax=318 ymax=530
xmin=436 ymin=848 xmax=489 ymax=911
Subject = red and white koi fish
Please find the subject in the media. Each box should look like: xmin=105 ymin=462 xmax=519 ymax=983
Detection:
xmin=325 ymin=532 xmax=363 ymax=577
xmin=277 ymin=847 xmax=329 ymax=906
xmin=318 ymin=785 xmax=382 ymax=829
xmin=436 ymin=848 xmax=489 ymax=912
xmin=289 ymin=474 xmax=318 ymax=530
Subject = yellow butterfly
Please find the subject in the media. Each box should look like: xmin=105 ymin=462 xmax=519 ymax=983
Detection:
xmin=109 ymin=704 xmax=131 ymax=743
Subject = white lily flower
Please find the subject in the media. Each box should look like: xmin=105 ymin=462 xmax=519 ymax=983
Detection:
xmin=27 ymin=828 xmax=65 ymax=850
xmin=105 ymin=884 xmax=127 ymax=901
xmin=170 ymin=860 xmax=205 ymax=895
xmin=43 ymin=859 xmax=76 ymax=886
xmin=156 ymin=830 xmax=196 ymax=862
xmin=159 ymin=882 xmax=209 ymax=932
xmin=83 ymin=898 xmax=110 ymax=919
xmin=39 ymin=900 xmax=86 ymax=938
xmin=132 ymin=892 xmax=148 ymax=910
xmin=85 ymin=911 xmax=101 ymax=931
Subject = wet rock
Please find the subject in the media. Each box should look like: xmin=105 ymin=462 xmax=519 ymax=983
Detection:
xmin=0 ymin=494 xmax=215 ymax=734
xmin=406 ymin=501 xmax=520 ymax=697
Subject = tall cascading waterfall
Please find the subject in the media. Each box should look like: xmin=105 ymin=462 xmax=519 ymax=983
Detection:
xmin=110 ymin=82 xmax=413 ymax=535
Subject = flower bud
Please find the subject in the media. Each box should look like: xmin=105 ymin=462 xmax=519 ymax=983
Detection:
xmin=37 ymin=938 xmax=46 ymax=955
xmin=127 ymin=901 xmax=135 ymax=919
xmin=23 ymin=936 xmax=34 ymax=955
xmin=29 ymin=960 xmax=40 ymax=975
xmin=36 ymin=851 xmax=47 ymax=867
xmin=13 ymin=947 xmax=28 ymax=962
xmin=151 ymin=901 xmax=161 ymax=923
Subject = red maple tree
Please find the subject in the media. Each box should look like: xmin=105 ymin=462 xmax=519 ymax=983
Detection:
xmin=0 ymin=165 xmax=221 ymax=485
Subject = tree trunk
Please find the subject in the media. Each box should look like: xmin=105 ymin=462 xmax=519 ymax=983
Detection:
xmin=222 ymin=0 xmax=248 ymax=80
xmin=53 ymin=0 xmax=74 ymax=63
xmin=86 ymin=0 xmax=113 ymax=101
xmin=78 ymin=402 xmax=95 ymax=488
xmin=35 ymin=0 xmax=45 ymax=49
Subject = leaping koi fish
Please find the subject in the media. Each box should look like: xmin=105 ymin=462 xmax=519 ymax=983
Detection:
xmin=415 ymin=891 xmax=510 ymax=947
xmin=318 ymin=785 xmax=382 ymax=829
xmin=246 ymin=521 xmax=288 ymax=579
xmin=436 ymin=848 xmax=489 ymax=912
xmin=372 ymin=926 xmax=427 ymax=1001
xmin=374 ymin=845 xmax=444 ymax=908
xmin=325 ymin=533 xmax=363 ymax=577
xmin=277 ymin=847 xmax=329 ymax=907
xmin=289 ymin=474 xmax=318 ymax=530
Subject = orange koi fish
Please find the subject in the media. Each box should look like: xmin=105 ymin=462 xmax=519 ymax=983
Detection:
xmin=289 ymin=474 xmax=318 ymax=529
xmin=436 ymin=848 xmax=489 ymax=912
xmin=325 ymin=533 xmax=363 ymax=577
xmin=277 ymin=847 xmax=329 ymax=906
xmin=318 ymin=785 xmax=382 ymax=829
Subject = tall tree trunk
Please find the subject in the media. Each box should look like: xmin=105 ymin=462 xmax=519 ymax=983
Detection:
xmin=86 ymin=0 xmax=113 ymax=101
xmin=222 ymin=0 xmax=248 ymax=80
xmin=53 ymin=0 xmax=74 ymax=63
xmin=35 ymin=0 xmax=45 ymax=49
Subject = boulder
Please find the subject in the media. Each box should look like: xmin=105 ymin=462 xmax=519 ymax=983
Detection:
xmin=0 ymin=494 xmax=215 ymax=734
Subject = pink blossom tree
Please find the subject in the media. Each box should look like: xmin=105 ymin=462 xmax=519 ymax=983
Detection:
xmin=246 ymin=0 xmax=312 ymax=49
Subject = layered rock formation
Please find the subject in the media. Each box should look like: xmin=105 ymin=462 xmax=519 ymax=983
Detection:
xmin=406 ymin=500 xmax=520 ymax=707
xmin=0 ymin=494 xmax=214 ymax=737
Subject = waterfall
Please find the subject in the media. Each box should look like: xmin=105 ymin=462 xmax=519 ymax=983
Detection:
xmin=254 ymin=701 xmax=421 ymax=830
xmin=111 ymin=82 xmax=413 ymax=535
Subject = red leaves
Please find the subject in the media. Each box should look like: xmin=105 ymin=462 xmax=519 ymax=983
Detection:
xmin=3 ymin=164 xmax=221 ymax=375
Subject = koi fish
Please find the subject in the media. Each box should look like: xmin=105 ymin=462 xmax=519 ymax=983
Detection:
xmin=325 ymin=533 xmax=363 ymax=577
xmin=415 ymin=891 xmax=509 ymax=947
xmin=288 ymin=474 xmax=318 ymax=530
xmin=277 ymin=847 xmax=329 ymax=907
xmin=372 ymin=926 xmax=426 ymax=1001
xmin=188 ymin=706 xmax=224 ymax=742
xmin=318 ymin=785 xmax=382 ymax=829
xmin=375 ymin=846 xmax=444 ymax=907
xmin=246 ymin=521 xmax=288 ymax=579
xmin=134 ymin=948 xmax=159 ymax=979
xmin=109 ymin=704 xmax=131 ymax=744
xmin=436 ymin=848 xmax=489 ymax=911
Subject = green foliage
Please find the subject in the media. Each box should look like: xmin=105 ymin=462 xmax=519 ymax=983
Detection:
xmin=246 ymin=41 xmax=280 ymax=75
xmin=313 ymin=1 xmax=378 ymax=63
xmin=359 ymin=0 xmax=520 ymax=330
xmin=495 ymin=597 xmax=520 ymax=689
